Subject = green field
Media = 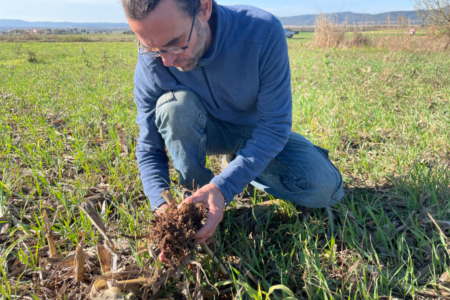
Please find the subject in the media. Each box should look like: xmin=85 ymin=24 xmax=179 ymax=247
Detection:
xmin=289 ymin=28 xmax=429 ymax=45
xmin=1 ymin=38 xmax=450 ymax=299
xmin=292 ymin=32 xmax=314 ymax=43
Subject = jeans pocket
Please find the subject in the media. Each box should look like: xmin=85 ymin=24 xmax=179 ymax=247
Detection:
xmin=266 ymin=155 xmax=309 ymax=194
xmin=282 ymin=177 xmax=309 ymax=193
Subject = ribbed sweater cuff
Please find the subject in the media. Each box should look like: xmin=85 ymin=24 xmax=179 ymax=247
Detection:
xmin=211 ymin=176 xmax=233 ymax=205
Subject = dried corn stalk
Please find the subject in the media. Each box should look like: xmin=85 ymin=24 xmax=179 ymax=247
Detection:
xmin=115 ymin=124 xmax=129 ymax=157
xmin=74 ymin=231 xmax=85 ymax=282
xmin=97 ymin=243 xmax=112 ymax=275
xmin=80 ymin=200 xmax=118 ymax=288
xmin=42 ymin=209 xmax=58 ymax=258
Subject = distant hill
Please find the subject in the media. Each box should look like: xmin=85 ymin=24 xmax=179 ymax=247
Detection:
xmin=0 ymin=9 xmax=423 ymax=29
xmin=0 ymin=19 xmax=130 ymax=29
xmin=278 ymin=10 xmax=422 ymax=26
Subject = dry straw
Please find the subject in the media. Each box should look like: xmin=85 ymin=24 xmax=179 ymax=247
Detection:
xmin=310 ymin=13 xmax=450 ymax=52
xmin=311 ymin=14 xmax=372 ymax=49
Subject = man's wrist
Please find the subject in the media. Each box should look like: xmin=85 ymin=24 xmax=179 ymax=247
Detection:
xmin=211 ymin=183 xmax=226 ymax=206
xmin=211 ymin=176 xmax=232 ymax=205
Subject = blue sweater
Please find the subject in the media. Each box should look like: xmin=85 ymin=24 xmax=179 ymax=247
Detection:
xmin=134 ymin=2 xmax=292 ymax=209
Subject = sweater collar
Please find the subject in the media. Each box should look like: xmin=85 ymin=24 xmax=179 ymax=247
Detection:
xmin=196 ymin=1 xmax=226 ymax=67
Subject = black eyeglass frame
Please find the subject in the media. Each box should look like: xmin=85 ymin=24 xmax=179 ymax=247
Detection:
xmin=138 ymin=5 xmax=198 ymax=58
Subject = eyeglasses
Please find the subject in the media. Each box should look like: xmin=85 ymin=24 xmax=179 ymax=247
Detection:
xmin=138 ymin=5 xmax=198 ymax=58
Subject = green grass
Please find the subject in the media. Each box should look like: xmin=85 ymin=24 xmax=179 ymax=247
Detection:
xmin=291 ymin=32 xmax=314 ymax=43
xmin=1 ymin=39 xmax=450 ymax=299
xmin=362 ymin=28 xmax=428 ymax=37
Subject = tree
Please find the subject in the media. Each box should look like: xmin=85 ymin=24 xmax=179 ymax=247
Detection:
xmin=414 ymin=0 xmax=450 ymax=37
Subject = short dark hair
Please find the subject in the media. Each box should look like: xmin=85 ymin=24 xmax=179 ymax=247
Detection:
xmin=121 ymin=0 xmax=199 ymax=20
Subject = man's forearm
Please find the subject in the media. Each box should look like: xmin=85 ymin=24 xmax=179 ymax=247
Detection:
xmin=136 ymin=147 xmax=170 ymax=210
xmin=211 ymin=124 xmax=290 ymax=204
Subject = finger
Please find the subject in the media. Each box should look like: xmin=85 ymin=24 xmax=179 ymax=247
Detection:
xmin=159 ymin=251 xmax=168 ymax=263
xmin=196 ymin=238 xmax=208 ymax=245
xmin=189 ymin=193 xmax=210 ymax=208
xmin=195 ymin=209 xmax=221 ymax=240
xmin=180 ymin=195 xmax=196 ymax=208
xmin=183 ymin=196 xmax=193 ymax=204
xmin=154 ymin=208 xmax=164 ymax=217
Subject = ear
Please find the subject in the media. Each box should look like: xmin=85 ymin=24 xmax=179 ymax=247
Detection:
xmin=198 ymin=0 xmax=212 ymax=22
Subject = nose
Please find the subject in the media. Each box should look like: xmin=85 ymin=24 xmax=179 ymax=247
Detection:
xmin=160 ymin=52 xmax=177 ymax=67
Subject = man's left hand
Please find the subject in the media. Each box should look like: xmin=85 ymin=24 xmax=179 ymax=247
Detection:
xmin=184 ymin=183 xmax=225 ymax=244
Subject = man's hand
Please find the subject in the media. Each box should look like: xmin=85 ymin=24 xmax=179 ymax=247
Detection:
xmin=154 ymin=203 xmax=169 ymax=217
xmin=184 ymin=183 xmax=225 ymax=244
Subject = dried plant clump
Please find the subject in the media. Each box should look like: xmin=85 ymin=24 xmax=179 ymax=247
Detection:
xmin=350 ymin=30 xmax=372 ymax=47
xmin=149 ymin=203 xmax=204 ymax=266
xmin=311 ymin=14 xmax=348 ymax=48
xmin=311 ymin=14 xmax=373 ymax=49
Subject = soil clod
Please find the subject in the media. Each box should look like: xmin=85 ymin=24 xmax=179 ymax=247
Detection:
xmin=149 ymin=203 xmax=204 ymax=266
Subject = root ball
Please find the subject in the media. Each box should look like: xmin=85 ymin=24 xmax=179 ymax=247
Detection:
xmin=149 ymin=203 xmax=204 ymax=266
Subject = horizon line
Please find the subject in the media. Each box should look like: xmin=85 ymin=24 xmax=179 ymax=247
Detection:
xmin=0 ymin=8 xmax=419 ymax=24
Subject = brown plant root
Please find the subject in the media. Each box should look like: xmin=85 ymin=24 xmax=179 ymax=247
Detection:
xmin=149 ymin=203 xmax=204 ymax=266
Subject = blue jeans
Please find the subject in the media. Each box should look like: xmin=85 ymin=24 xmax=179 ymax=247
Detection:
xmin=155 ymin=90 xmax=344 ymax=208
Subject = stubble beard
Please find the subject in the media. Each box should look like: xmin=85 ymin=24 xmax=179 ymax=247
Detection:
xmin=175 ymin=22 xmax=208 ymax=72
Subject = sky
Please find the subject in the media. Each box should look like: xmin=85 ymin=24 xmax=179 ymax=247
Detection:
xmin=0 ymin=0 xmax=416 ymax=23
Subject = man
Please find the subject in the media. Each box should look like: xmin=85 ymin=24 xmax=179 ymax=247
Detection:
xmin=122 ymin=0 xmax=344 ymax=245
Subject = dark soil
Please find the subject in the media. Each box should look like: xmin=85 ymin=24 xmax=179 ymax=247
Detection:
xmin=149 ymin=203 xmax=204 ymax=266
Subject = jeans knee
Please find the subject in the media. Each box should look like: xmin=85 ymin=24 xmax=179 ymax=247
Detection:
xmin=155 ymin=90 xmax=204 ymax=133
xmin=306 ymin=168 xmax=344 ymax=207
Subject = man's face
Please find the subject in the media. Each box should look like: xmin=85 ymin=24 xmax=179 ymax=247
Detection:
xmin=128 ymin=0 xmax=211 ymax=72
